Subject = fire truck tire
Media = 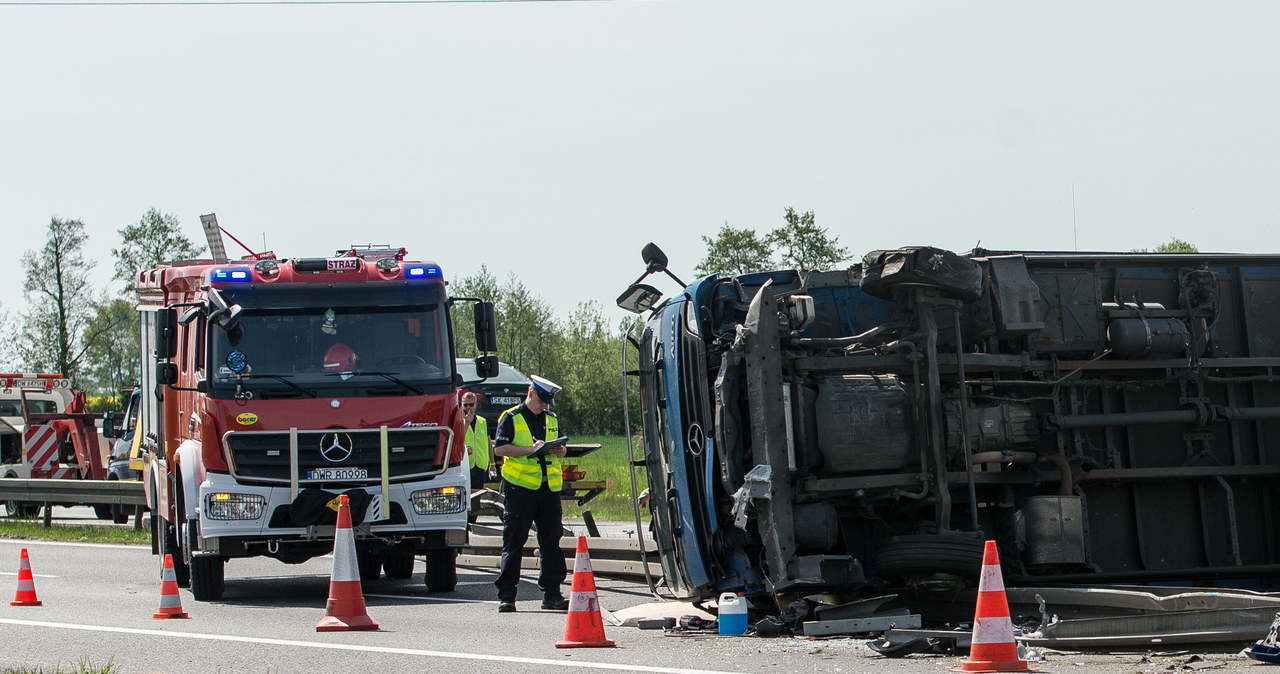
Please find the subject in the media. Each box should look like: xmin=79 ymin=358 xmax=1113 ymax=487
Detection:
xmin=158 ymin=520 xmax=192 ymax=588
xmin=382 ymin=542 xmax=416 ymax=579
xmin=356 ymin=551 xmax=382 ymax=582
xmin=424 ymin=548 xmax=457 ymax=592
xmin=189 ymin=555 xmax=226 ymax=601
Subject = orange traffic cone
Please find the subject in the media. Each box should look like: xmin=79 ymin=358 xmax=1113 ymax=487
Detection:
xmin=152 ymin=553 xmax=190 ymax=619
xmin=954 ymin=540 xmax=1032 ymax=673
xmin=10 ymin=547 xmax=42 ymax=607
xmin=555 ymin=536 xmax=615 ymax=648
xmin=316 ymin=494 xmax=379 ymax=632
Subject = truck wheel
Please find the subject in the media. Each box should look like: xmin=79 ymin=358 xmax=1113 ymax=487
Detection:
xmin=356 ymin=551 xmax=382 ymax=583
xmin=424 ymin=548 xmax=457 ymax=592
xmin=3 ymin=473 xmax=38 ymax=518
xmin=189 ymin=555 xmax=226 ymax=601
xmin=382 ymin=542 xmax=416 ymax=580
xmin=158 ymin=519 xmax=191 ymax=588
xmin=93 ymin=504 xmax=113 ymax=520
xmin=874 ymin=534 xmax=985 ymax=583
xmin=111 ymin=505 xmax=130 ymax=525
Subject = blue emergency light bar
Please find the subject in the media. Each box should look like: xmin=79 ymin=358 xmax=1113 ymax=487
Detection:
xmin=210 ymin=267 xmax=252 ymax=283
xmin=405 ymin=264 xmax=443 ymax=279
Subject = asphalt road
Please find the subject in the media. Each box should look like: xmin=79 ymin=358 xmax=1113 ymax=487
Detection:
xmin=0 ymin=513 xmax=1268 ymax=674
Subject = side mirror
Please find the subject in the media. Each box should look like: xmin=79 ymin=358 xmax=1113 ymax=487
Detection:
xmin=474 ymin=354 xmax=499 ymax=379
xmin=642 ymin=243 xmax=669 ymax=273
xmin=474 ymin=302 xmax=498 ymax=353
xmin=155 ymin=308 xmax=178 ymax=360
xmin=616 ymin=284 xmax=663 ymax=314
xmin=157 ymin=362 xmax=178 ymax=386
xmin=101 ymin=412 xmax=117 ymax=439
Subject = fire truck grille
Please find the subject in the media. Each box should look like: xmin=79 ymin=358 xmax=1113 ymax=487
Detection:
xmin=224 ymin=428 xmax=448 ymax=484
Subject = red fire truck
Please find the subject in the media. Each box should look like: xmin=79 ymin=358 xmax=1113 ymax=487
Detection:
xmin=136 ymin=243 xmax=498 ymax=600
xmin=0 ymin=374 xmax=109 ymax=516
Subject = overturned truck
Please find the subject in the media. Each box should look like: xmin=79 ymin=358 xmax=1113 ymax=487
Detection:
xmin=618 ymin=245 xmax=1280 ymax=603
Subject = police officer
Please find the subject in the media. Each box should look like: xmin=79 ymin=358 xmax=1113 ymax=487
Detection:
xmin=493 ymin=375 xmax=568 ymax=613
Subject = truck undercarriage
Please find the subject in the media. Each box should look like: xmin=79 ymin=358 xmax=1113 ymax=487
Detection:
xmin=629 ymin=246 xmax=1280 ymax=604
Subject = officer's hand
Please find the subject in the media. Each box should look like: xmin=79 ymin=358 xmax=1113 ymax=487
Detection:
xmin=550 ymin=444 xmax=567 ymax=458
xmin=529 ymin=439 xmax=545 ymax=457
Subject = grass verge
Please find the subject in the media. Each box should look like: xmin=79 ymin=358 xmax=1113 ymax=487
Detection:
xmin=562 ymin=435 xmax=649 ymax=522
xmin=0 ymin=520 xmax=149 ymax=546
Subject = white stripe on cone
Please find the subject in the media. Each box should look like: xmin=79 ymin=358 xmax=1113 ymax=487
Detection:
xmin=573 ymin=552 xmax=592 ymax=573
xmin=979 ymin=563 xmax=1005 ymax=592
xmin=971 ymin=615 xmax=1016 ymax=644
xmin=331 ymin=524 xmax=358 ymax=583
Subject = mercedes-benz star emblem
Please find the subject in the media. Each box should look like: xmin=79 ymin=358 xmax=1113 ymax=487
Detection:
xmin=319 ymin=433 xmax=355 ymax=463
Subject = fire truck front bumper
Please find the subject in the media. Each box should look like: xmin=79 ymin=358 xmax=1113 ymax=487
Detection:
xmin=196 ymin=472 xmax=469 ymax=543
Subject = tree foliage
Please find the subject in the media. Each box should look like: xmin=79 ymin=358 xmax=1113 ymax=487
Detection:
xmin=81 ymin=299 xmax=140 ymax=396
xmin=1131 ymin=238 xmax=1200 ymax=253
xmin=769 ymin=208 xmax=850 ymax=270
xmin=17 ymin=218 xmax=100 ymax=381
xmin=112 ymin=208 xmax=204 ymax=295
xmin=696 ymin=208 xmax=849 ymax=277
xmin=695 ymin=224 xmax=773 ymax=276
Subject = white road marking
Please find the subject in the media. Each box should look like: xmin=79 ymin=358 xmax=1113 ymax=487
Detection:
xmin=0 ymin=618 xmax=738 ymax=674
xmin=0 ymin=539 xmax=141 ymax=551
xmin=0 ymin=572 xmax=58 ymax=578
xmin=365 ymin=592 xmax=493 ymax=604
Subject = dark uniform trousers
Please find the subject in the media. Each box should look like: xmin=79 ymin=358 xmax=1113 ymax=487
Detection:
xmin=495 ymin=482 xmax=567 ymax=603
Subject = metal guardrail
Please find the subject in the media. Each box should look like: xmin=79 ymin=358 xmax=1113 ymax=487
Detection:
xmin=0 ymin=478 xmax=146 ymax=506
xmin=0 ymin=478 xmax=147 ymax=528
xmin=459 ymin=523 xmax=663 ymax=582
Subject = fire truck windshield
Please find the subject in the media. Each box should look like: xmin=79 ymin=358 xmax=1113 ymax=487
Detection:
xmin=208 ymin=303 xmax=451 ymax=398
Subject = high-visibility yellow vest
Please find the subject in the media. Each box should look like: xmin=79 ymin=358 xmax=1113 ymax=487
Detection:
xmin=499 ymin=406 xmax=561 ymax=491
xmin=465 ymin=416 xmax=490 ymax=472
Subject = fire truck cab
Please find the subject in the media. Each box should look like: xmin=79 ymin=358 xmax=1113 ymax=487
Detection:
xmin=137 ymin=244 xmax=499 ymax=600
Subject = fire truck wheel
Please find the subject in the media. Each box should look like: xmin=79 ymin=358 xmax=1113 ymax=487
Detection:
xmin=356 ymin=550 xmax=382 ymax=583
xmin=158 ymin=518 xmax=191 ymax=588
xmin=382 ymin=542 xmax=416 ymax=579
xmin=424 ymin=548 xmax=457 ymax=592
xmin=190 ymin=555 xmax=226 ymax=601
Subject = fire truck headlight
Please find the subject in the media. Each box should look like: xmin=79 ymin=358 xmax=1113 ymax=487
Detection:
xmin=410 ymin=486 xmax=465 ymax=515
xmin=206 ymin=493 xmax=266 ymax=520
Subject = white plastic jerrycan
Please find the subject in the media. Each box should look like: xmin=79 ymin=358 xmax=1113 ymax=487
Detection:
xmin=718 ymin=592 xmax=748 ymax=635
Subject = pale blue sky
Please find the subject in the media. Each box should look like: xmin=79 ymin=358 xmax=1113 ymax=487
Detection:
xmin=3 ymin=0 xmax=1278 ymax=325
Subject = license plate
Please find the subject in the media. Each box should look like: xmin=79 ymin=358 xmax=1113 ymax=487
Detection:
xmin=489 ymin=396 xmax=521 ymax=406
xmin=307 ymin=467 xmax=368 ymax=480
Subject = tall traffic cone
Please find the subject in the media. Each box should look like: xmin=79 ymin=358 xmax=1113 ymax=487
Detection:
xmin=954 ymin=540 xmax=1032 ymax=673
xmin=555 ymin=536 xmax=615 ymax=648
xmin=10 ymin=547 xmax=42 ymax=607
xmin=316 ymin=494 xmax=379 ymax=632
xmin=152 ymin=553 xmax=190 ymax=619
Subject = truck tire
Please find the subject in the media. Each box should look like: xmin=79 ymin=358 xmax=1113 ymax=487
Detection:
xmin=874 ymin=534 xmax=985 ymax=582
xmin=382 ymin=542 xmax=416 ymax=580
xmin=93 ymin=504 xmax=113 ymax=520
xmin=3 ymin=473 xmax=39 ymax=518
xmin=158 ymin=519 xmax=191 ymax=588
xmin=356 ymin=551 xmax=382 ymax=583
xmin=189 ymin=555 xmax=226 ymax=601
xmin=424 ymin=548 xmax=457 ymax=592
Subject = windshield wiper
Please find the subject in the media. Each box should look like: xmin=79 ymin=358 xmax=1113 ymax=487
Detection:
xmin=324 ymin=371 xmax=424 ymax=395
xmin=235 ymin=373 xmax=317 ymax=398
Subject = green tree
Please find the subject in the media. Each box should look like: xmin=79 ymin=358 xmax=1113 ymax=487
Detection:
xmin=695 ymin=224 xmax=773 ymax=276
xmin=553 ymin=302 xmax=622 ymax=434
xmin=1131 ymin=238 xmax=1200 ymax=253
xmin=497 ymin=274 xmax=560 ymax=378
xmin=80 ymin=298 xmax=140 ymax=397
xmin=17 ymin=218 xmax=101 ymax=381
xmin=768 ymin=207 xmax=850 ymax=271
xmin=111 ymin=208 xmax=204 ymax=295
xmin=449 ymin=265 xmax=502 ymax=358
